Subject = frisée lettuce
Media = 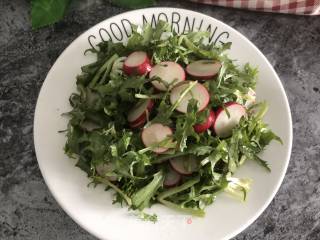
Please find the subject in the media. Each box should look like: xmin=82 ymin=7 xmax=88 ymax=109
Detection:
xmin=63 ymin=21 xmax=281 ymax=221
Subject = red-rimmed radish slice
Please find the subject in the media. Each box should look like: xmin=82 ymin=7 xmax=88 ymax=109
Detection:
xmin=164 ymin=167 xmax=182 ymax=187
xmin=170 ymin=81 xmax=210 ymax=113
xmin=129 ymin=115 xmax=146 ymax=129
xmin=149 ymin=61 xmax=185 ymax=91
xmin=213 ymin=102 xmax=246 ymax=138
xmin=96 ymin=163 xmax=117 ymax=181
xmin=186 ymin=60 xmax=221 ymax=79
xmin=170 ymin=155 xmax=199 ymax=176
xmin=123 ymin=51 xmax=152 ymax=76
xmin=141 ymin=123 xmax=173 ymax=153
xmin=127 ymin=99 xmax=154 ymax=124
xmin=193 ymin=109 xmax=215 ymax=133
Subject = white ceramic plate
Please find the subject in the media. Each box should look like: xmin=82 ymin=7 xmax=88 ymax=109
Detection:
xmin=34 ymin=8 xmax=292 ymax=240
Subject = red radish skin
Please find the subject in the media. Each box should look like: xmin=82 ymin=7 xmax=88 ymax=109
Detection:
xmin=149 ymin=61 xmax=185 ymax=91
xmin=123 ymin=51 xmax=152 ymax=76
xmin=141 ymin=123 xmax=173 ymax=153
xmin=170 ymin=81 xmax=210 ymax=113
xmin=163 ymin=167 xmax=182 ymax=187
xmin=129 ymin=116 xmax=146 ymax=129
xmin=186 ymin=60 xmax=221 ymax=80
xmin=170 ymin=156 xmax=198 ymax=176
xmin=193 ymin=109 xmax=215 ymax=133
xmin=213 ymin=102 xmax=246 ymax=138
xmin=127 ymin=99 xmax=154 ymax=124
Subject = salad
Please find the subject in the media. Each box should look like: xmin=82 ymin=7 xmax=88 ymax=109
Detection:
xmin=64 ymin=21 xmax=281 ymax=221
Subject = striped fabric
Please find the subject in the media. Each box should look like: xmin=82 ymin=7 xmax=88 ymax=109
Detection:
xmin=191 ymin=0 xmax=320 ymax=15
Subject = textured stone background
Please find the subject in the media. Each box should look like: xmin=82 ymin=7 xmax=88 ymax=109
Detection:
xmin=0 ymin=0 xmax=319 ymax=239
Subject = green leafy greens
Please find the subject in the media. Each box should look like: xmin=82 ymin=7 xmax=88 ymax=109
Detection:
xmin=31 ymin=0 xmax=71 ymax=29
xmin=63 ymin=21 xmax=282 ymax=222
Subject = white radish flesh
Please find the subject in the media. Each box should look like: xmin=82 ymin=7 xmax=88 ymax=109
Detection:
xmin=186 ymin=60 xmax=221 ymax=79
xmin=170 ymin=155 xmax=199 ymax=175
xmin=150 ymin=61 xmax=185 ymax=91
xmin=123 ymin=51 xmax=151 ymax=75
xmin=141 ymin=123 xmax=173 ymax=153
xmin=164 ymin=167 xmax=182 ymax=187
xmin=170 ymin=81 xmax=210 ymax=113
xmin=127 ymin=99 xmax=154 ymax=123
xmin=213 ymin=102 xmax=246 ymax=138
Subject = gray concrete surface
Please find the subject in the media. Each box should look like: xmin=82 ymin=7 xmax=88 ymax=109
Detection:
xmin=0 ymin=0 xmax=319 ymax=239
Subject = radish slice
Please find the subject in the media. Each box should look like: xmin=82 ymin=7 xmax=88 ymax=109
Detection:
xmin=193 ymin=109 xmax=215 ymax=133
xmin=141 ymin=123 xmax=173 ymax=153
xmin=186 ymin=60 xmax=221 ymax=79
xmin=129 ymin=115 xmax=146 ymax=129
xmin=164 ymin=167 xmax=182 ymax=187
xmin=96 ymin=163 xmax=117 ymax=181
xmin=170 ymin=155 xmax=199 ymax=175
xmin=170 ymin=81 xmax=210 ymax=113
xmin=213 ymin=102 xmax=246 ymax=138
xmin=127 ymin=99 xmax=154 ymax=124
xmin=149 ymin=61 xmax=185 ymax=91
xmin=123 ymin=51 xmax=152 ymax=76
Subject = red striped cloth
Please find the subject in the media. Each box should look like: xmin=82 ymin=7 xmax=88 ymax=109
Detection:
xmin=191 ymin=0 xmax=320 ymax=15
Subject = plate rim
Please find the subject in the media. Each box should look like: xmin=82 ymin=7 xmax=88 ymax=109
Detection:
xmin=33 ymin=7 xmax=293 ymax=240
